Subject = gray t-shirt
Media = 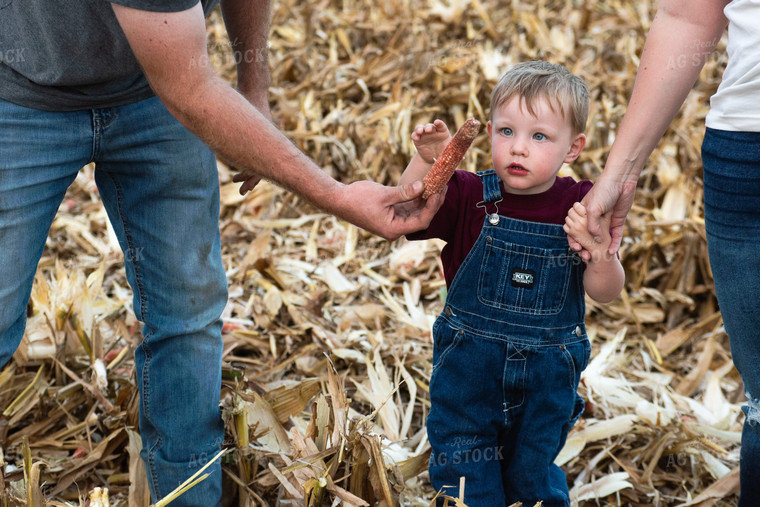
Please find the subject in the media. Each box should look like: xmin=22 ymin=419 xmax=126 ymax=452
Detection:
xmin=0 ymin=0 xmax=218 ymax=111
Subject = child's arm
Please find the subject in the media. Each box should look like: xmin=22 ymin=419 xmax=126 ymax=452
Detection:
xmin=399 ymin=119 xmax=452 ymax=187
xmin=563 ymin=202 xmax=625 ymax=303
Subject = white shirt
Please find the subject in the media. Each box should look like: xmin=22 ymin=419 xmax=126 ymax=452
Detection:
xmin=705 ymin=0 xmax=760 ymax=131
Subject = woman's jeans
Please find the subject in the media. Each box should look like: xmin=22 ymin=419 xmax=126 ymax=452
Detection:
xmin=702 ymin=127 xmax=760 ymax=507
xmin=0 ymin=96 xmax=227 ymax=505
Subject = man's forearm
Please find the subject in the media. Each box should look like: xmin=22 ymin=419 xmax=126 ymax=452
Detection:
xmin=172 ymin=74 xmax=349 ymax=214
xmin=220 ymin=0 xmax=271 ymax=99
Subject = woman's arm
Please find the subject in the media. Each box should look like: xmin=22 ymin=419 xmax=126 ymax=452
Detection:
xmin=576 ymin=0 xmax=730 ymax=256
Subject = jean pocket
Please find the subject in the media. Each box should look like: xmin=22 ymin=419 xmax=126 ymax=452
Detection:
xmin=431 ymin=320 xmax=464 ymax=371
xmin=561 ymin=340 xmax=590 ymax=389
xmin=477 ymin=237 xmax=575 ymax=315
xmin=559 ymin=341 xmax=590 ymax=432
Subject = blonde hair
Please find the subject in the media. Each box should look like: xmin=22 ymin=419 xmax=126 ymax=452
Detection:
xmin=489 ymin=61 xmax=589 ymax=134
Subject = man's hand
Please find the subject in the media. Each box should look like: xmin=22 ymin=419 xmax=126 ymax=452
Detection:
xmin=232 ymin=169 xmax=263 ymax=194
xmin=339 ymin=180 xmax=445 ymax=240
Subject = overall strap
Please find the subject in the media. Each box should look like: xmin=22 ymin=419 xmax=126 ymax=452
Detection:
xmin=477 ymin=169 xmax=502 ymax=204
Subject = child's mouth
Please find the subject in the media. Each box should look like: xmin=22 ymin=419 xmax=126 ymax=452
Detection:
xmin=507 ymin=164 xmax=528 ymax=175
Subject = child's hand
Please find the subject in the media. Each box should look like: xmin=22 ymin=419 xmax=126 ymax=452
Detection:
xmin=564 ymin=202 xmax=613 ymax=263
xmin=411 ymin=119 xmax=451 ymax=164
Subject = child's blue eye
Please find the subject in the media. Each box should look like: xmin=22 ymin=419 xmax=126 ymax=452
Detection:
xmin=500 ymin=127 xmax=513 ymax=136
xmin=533 ymin=133 xmax=547 ymax=141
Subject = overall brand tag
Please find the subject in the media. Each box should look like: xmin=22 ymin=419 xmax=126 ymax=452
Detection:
xmin=511 ymin=268 xmax=535 ymax=289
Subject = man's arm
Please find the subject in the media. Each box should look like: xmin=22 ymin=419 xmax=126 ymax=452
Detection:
xmin=220 ymin=0 xmax=271 ymax=109
xmin=219 ymin=0 xmax=271 ymax=192
xmin=110 ymin=3 xmax=442 ymax=240
xmin=574 ymin=0 xmax=729 ymax=255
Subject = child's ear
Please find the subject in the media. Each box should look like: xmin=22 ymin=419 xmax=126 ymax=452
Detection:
xmin=564 ymin=133 xmax=586 ymax=163
xmin=486 ymin=120 xmax=493 ymax=141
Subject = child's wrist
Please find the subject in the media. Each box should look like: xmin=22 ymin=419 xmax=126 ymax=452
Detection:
xmin=586 ymin=248 xmax=615 ymax=264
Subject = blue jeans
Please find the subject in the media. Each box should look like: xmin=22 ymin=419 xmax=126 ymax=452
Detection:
xmin=426 ymin=171 xmax=589 ymax=507
xmin=702 ymin=127 xmax=760 ymax=507
xmin=0 ymin=97 xmax=227 ymax=505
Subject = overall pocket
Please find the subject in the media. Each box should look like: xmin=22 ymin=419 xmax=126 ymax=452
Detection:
xmin=559 ymin=339 xmax=592 ymax=434
xmin=431 ymin=317 xmax=464 ymax=370
xmin=477 ymin=235 xmax=576 ymax=315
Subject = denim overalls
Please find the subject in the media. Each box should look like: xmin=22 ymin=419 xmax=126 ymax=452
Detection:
xmin=427 ymin=170 xmax=591 ymax=507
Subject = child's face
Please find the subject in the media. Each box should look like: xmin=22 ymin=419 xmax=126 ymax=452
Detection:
xmin=487 ymin=95 xmax=585 ymax=195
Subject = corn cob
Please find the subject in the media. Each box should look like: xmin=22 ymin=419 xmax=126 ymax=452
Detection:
xmin=421 ymin=118 xmax=481 ymax=199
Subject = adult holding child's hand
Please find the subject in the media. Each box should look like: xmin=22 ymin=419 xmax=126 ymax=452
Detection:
xmin=566 ymin=1 xmax=760 ymax=504
xmin=567 ymin=171 xmax=637 ymax=260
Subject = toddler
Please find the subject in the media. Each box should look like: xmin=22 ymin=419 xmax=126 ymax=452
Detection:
xmin=401 ymin=61 xmax=625 ymax=506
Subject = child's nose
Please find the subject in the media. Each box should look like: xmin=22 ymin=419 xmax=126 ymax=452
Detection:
xmin=510 ymin=137 xmax=528 ymax=156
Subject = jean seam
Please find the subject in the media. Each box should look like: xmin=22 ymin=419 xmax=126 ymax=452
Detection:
xmin=105 ymin=171 xmax=160 ymax=494
xmin=141 ymin=340 xmax=163 ymax=498
xmin=105 ymin=171 xmax=148 ymax=320
xmin=502 ymin=347 xmax=525 ymax=423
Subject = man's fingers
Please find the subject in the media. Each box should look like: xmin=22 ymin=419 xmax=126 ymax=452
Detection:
xmin=232 ymin=170 xmax=257 ymax=182
xmin=239 ymin=180 xmax=254 ymax=195
xmin=411 ymin=187 xmax=445 ymax=227
xmin=396 ymin=180 xmax=425 ymax=202
xmin=232 ymin=172 xmax=263 ymax=195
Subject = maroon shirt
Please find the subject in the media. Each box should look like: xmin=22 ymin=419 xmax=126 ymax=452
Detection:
xmin=408 ymin=171 xmax=593 ymax=287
